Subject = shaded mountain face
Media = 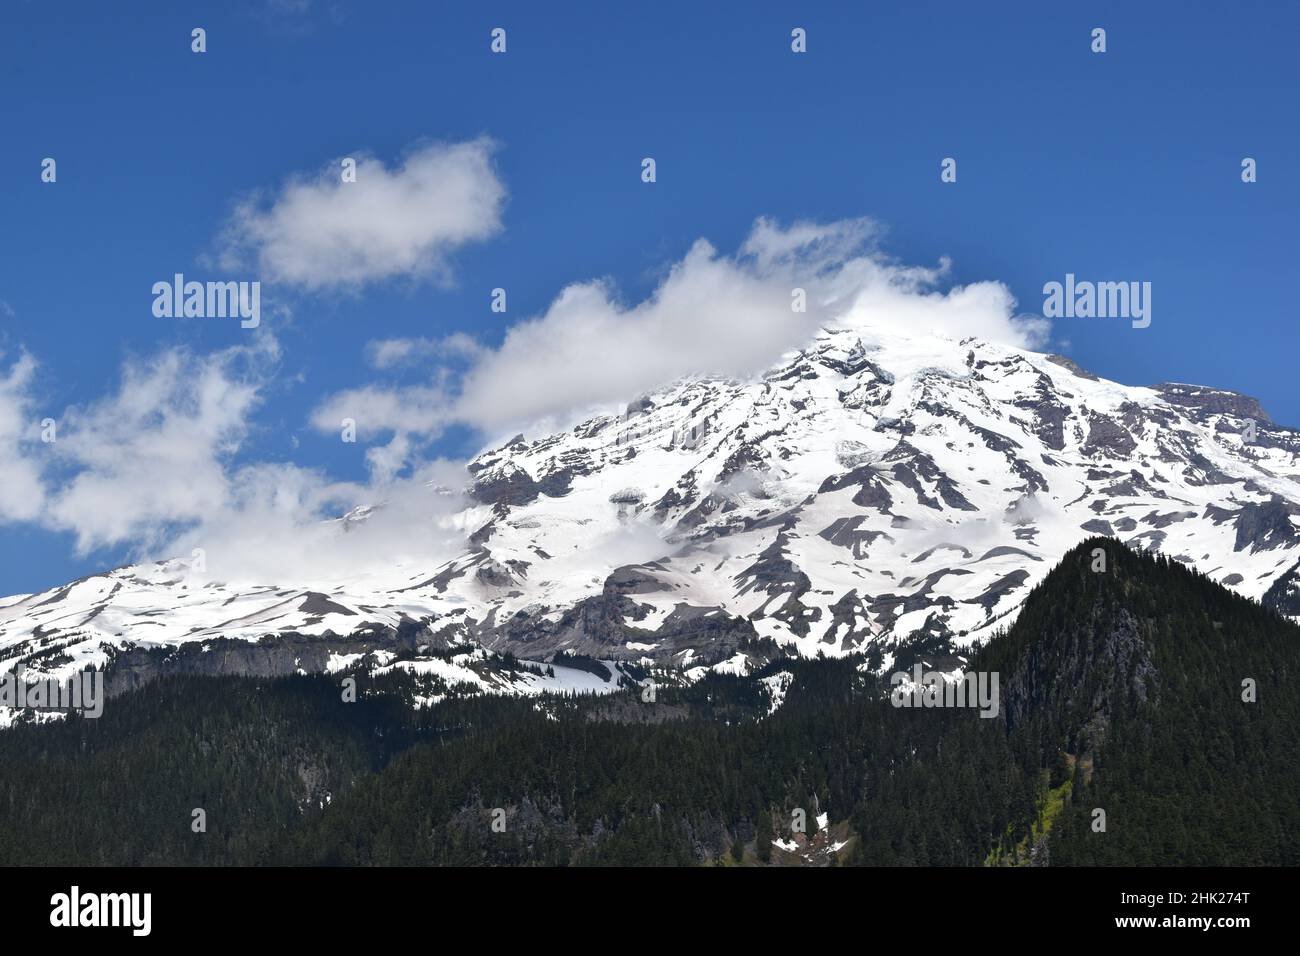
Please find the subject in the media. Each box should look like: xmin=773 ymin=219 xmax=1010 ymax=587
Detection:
xmin=3 ymin=325 xmax=1299 ymax=689
xmin=968 ymin=539 xmax=1300 ymax=867
xmin=3 ymin=540 xmax=1296 ymax=866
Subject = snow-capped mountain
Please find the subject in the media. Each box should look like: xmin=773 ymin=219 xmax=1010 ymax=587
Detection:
xmin=4 ymin=324 xmax=1299 ymax=689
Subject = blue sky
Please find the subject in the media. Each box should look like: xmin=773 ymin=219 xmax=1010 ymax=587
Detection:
xmin=0 ymin=0 xmax=1296 ymax=594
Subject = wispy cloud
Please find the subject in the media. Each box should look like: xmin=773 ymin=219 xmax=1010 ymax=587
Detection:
xmin=365 ymin=333 xmax=484 ymax=370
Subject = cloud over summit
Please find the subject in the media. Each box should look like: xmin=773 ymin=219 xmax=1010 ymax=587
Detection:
xmin=320 ymin=216 xmax=1051 ymax=460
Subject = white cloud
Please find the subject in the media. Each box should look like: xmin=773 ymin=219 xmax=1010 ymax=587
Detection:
xmin=0 ymin=351 xmax=46 ymax=522
xmin=160 ymin=458 xmax=472 ymax=586
xmin=314 ymin=217 xmax=1051 ymax=460
xmin=44 ymin=338 xmax=279 ymax=554
xmin=310 ymin=381 xmax=451 ymax=448
xmin=451 ymin=236 xmax=816 ymax=431
xmin=217 ymin=138 xmax=505 ymax=290
xmin=366 ymin=332 xmax=484 ymax=370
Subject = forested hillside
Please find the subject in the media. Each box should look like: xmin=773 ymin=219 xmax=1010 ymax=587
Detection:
xmin=1 ymin=539 xmax=1296 ymax=866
